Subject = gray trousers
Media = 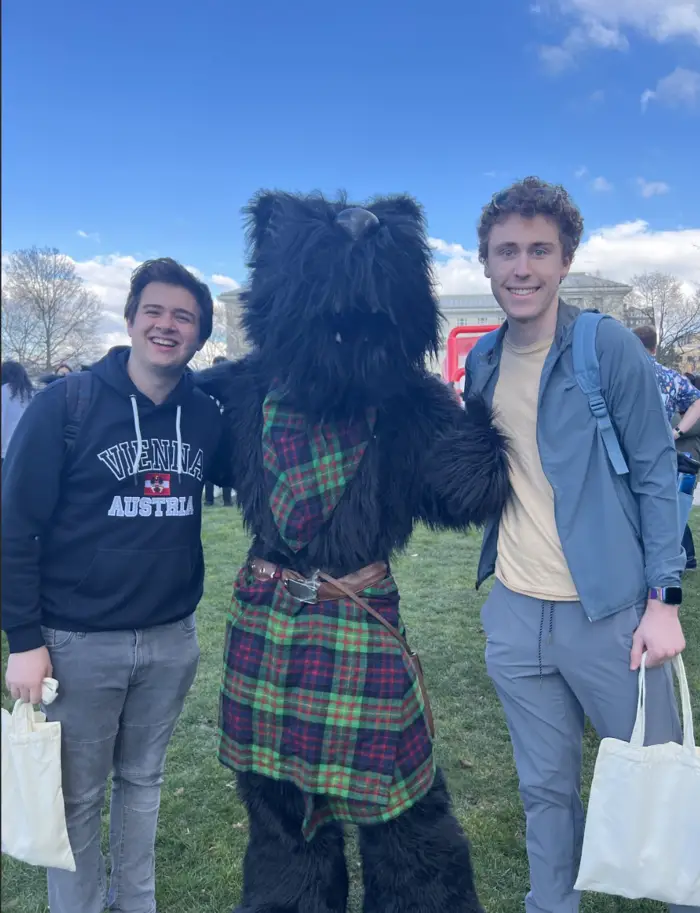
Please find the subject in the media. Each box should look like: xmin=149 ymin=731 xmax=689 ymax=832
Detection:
xmin=41 ymin=616 xmax=200 ymax=913
xmin=481 ymin=580 xmax=698 ymax=913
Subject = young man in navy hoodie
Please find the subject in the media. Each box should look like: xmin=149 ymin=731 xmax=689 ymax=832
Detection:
xmin=2 ymin=258 xmax=230 ymax=913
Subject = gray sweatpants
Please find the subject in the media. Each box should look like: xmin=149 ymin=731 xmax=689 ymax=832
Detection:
xmin=481 ymin=579 xmax=697 ymax=913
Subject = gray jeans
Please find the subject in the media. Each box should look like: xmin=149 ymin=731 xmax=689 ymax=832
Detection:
xmin=41 ymin=616 xmax=200 ymax=913
xmin=481 ymin=580 xmax=697 ymax=913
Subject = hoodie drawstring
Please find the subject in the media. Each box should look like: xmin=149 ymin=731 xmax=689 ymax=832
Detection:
xmin=130 ymin=395 xmax=143 ymax=485
xmin=175 ymin=405 xmax=183 ymax=482
xmin=129 ymin=396 xmax=183 ymax=484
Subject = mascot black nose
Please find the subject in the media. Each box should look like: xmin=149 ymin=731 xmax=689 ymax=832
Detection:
xmin=336 ymin=207 xmax=380 ymax=240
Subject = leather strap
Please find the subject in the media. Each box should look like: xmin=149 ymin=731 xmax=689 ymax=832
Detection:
xmin=318 ymin=571 xmax=436 ymax=739
xmin=250 ymin=558 xmax=388 ymax=601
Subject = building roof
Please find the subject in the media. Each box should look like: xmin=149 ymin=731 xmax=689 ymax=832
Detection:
xmin=562 ymin=272 xmax=631 ymax=291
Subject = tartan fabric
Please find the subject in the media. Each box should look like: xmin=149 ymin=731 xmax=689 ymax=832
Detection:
xmin=218 ymin=564 xmax=436 ymax=839
xmin=262 ymin=388 xmax=377 ymax=552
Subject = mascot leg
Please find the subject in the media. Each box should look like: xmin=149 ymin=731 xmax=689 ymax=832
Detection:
xmin=233 ymin=771 xmax=349 ymax=913
xmin=359 ymin=768 xmax=484 ymax=913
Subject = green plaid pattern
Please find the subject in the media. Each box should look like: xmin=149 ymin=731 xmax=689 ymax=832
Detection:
xmin=219 ymin=568 xmax=436 ymax=839
xmin=262 ymin=388 xmax=377 ymax=552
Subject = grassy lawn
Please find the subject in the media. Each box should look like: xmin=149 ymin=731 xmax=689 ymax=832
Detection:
xmin=2 ymin=508 xmax=699 ymax=913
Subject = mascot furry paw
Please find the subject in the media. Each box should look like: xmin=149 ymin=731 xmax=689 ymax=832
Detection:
xmin=196 ymin=191 xmax=509 ymax=913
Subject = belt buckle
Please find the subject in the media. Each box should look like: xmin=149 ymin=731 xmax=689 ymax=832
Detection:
xmin=285 ymin=570 xmax=320 ymax=603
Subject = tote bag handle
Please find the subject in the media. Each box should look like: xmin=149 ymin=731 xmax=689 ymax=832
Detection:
xmin=630 ymin=653 xmax=695 ymax=751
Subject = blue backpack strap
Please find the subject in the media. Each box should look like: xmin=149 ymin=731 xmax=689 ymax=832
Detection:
xmin=572 ymin=312 xmax=629 ymax=476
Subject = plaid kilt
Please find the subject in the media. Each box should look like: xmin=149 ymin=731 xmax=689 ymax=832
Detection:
xmin=218 ymin=565 xmax=436 ymax=839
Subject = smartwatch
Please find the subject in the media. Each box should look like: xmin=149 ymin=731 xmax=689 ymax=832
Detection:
xmin=649 ymin=586 xmax=682 ymax=606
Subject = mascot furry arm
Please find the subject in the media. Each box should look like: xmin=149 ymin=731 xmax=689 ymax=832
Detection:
xmin=194 ymin=191 xmax=508 ymax=913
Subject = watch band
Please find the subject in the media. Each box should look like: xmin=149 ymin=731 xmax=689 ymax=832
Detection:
xmin=649 ymin=586 xmax=682 ymax=605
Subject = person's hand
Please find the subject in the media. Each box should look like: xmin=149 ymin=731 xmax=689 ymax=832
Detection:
xmin=630 ymin=599 xmax=686 ymax=670
xmin=5 ymin=647 xmax=53 ymax=704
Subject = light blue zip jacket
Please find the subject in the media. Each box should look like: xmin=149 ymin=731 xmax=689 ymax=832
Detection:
xmin=465 ymin=300 xmax=685 ymax=621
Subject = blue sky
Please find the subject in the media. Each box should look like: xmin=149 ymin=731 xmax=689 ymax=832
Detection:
xmin=2 ymin=0 xmax=698 ymax=343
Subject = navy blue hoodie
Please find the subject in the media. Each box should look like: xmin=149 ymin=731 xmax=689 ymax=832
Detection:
xmin=1 ymin=347 xmax=229 ymax=653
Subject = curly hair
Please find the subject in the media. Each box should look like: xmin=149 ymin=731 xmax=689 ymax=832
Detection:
xmin=124 ymin=257 xmax=214 ymax=342
xmin=477 ymin=176 xmax=584 ymax=265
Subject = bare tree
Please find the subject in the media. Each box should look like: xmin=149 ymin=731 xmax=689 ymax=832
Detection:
xmin=623 ymin=272 xmax=700 ymax=366
xmin=1 ymin=247 xmax=103 ymax=371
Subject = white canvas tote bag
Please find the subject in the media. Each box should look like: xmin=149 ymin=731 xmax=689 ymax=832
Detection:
xmin=575 ymin=653 xmax=700 ymax=905
xmin=1 ymin=678 xmax=75 ymax=871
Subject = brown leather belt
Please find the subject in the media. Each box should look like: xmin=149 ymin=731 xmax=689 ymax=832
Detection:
xmin=248 ymin=558 xmax=435 ymax=738
xmin=250 ymin=558 xmax=389 ymax=602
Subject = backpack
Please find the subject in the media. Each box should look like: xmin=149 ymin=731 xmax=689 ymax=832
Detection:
xmin=468 ymin=311 xmax=629 ymax=476
xmin=62 ymin=371 xmax=95 ymax=457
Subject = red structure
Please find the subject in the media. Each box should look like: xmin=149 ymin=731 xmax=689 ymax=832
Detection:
xmin=444 ymin=324 xmax=500 ymax=387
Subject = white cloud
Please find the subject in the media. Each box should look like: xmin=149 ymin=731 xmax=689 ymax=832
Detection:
xmin=575 ymin=165 xmax=589 ymax=178
xmin=429 ymin=220 xmax=700 ymax=295
xmin=637 ymin=178 xmax=671 ymax=197
xmin=183 ymin=264 xmax=206 ymax=281
xmin=591 ymin=176 xmax=614 ymax=192
xmin=539 ymin=1 xmax=700 ymax=69
xmin=76 ymin=229 xmax=100 ymax=242
xmin=211 ymin=273 xmax=240 ymax=291
xmin=539 ymin=43 xmax=576 ymax=72
xmin=575 ymin=221 xmax=700 ymax=284
xmin=641 ymin=67 xmax=700 ymax=111
xmin=70 ymin=253 xmax=141 ymax=328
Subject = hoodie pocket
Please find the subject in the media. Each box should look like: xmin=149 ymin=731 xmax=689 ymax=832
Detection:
xmin=71 ymin=547 xmax=194 ymax=611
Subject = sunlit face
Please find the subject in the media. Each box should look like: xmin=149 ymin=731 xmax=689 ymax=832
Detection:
xmin=127 ymin=282 xmax=203 ymax=373
xmin=484 ymin=214 xmax=571 ymax=327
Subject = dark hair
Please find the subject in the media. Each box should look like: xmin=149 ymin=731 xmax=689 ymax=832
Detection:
xmin=124 ymin=258 xmax=214 ymax=342
xmin=55 ymin=362 xmax=73 ymax=374
xmin=478 ymin=176 xmax=584 ymax=265
xmin=1 ymin=360 xmax=34 ymax=402
xmin=212 ymin=355 xmax=228 ymax=365
xmin=685 ymin=372 xmax=700 ymax=390
xmin=632 ymin=325 xmax=657 ymax=353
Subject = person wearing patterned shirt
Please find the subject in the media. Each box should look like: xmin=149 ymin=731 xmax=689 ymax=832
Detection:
xmin=632 ymin=326 xmax=700 ymax=437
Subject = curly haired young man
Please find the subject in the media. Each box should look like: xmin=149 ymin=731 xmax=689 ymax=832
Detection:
xmin=465 ymin=177 xmax=696 ymax=913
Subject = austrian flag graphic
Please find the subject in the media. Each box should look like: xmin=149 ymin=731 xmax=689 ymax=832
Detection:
xmin=144 ymin=473 xmax=171 ymax=496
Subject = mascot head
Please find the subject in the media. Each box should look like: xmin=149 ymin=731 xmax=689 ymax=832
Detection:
xmin=240 ymin=191 xmax=441 ymax=416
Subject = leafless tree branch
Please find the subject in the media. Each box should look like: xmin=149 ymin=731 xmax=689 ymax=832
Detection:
xmin=1 ymin=246 xmax=103 ymax=371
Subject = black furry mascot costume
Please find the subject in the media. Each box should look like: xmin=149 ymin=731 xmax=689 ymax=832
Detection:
xmin=196 ymin=192 xmax=509 ymax=913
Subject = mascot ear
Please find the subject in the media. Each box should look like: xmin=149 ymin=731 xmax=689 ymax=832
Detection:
xmin=370 ymin=194 xmax=425 ymax=226
xmin=244 ymin=190 xmax=281 ymax=256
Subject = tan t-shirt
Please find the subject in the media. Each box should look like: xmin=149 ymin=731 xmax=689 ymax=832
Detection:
xmin=493 ymin=334 xmax=578 ymax=601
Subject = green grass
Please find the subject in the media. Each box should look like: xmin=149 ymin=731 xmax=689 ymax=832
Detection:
xmin=2 ymin=509 xmax=699 ymax=913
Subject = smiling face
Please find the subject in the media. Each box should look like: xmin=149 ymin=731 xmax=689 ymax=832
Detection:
xmin=241 ymin=191 xmax=441 ymax=417
xmin=484 ymin=214 xmax=571 ymax=334
xmin=127 ymin=281 xmax=204 ymax=375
